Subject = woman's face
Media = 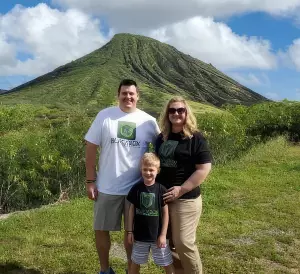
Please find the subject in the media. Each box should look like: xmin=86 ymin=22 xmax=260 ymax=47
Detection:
xmin=168 ymin=102 xmax=186 ymax=127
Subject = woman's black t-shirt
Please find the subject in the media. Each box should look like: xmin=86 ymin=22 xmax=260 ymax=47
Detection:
xmin=155 ymin=131 xmax=212 ymax=199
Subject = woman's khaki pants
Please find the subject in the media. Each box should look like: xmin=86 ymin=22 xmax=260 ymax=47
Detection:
xmin=168 ymin=195 xmax=203 ymax=274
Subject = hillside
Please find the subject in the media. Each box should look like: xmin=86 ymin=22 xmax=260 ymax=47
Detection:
xmin=0 ymin=89 xmax=6 ymax=95
xmin=0 ymin=33 xmax=267 ymax=108
xmin=1 ymin=138 xmax=299 ymax=273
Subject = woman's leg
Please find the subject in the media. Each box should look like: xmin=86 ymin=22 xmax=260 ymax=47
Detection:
xmin=169 ymin=195 xmax=202 ymax=274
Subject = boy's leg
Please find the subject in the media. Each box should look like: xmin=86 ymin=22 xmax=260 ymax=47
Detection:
xmin=94 ymin=192 xmax=125 ymax=272
xmin=163 ymin=264 xmax=175 ymax=274
xmin=131 ymin=241 xmax=150 ymax=272
xmin=130 ymin=262 xmax=140 ymax=274
xmin=151 ymin=242 xmax=174 ymax=272
xmin=124 ymin=199 xmax=133 ymax=272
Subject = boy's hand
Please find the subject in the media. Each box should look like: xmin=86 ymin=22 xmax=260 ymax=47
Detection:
xmin=157 ymin=234 xmax=167 ymax=248
xmin=127 ymin=232 xmax=134 ymax=245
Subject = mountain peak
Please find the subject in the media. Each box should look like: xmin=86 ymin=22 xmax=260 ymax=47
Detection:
xmin=1 ymin=33 xmax=267 ymax=107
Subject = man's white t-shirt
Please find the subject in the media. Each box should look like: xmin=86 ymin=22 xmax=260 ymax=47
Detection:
xmin=85 ymin=106 xmax=160 ymax=195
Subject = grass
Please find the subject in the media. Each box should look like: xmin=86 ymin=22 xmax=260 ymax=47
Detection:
xmin=1 ymin=137 xmax=300 ymax=273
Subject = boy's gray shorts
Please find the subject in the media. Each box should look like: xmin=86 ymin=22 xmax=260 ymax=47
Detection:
xmin=94 ymin=192 xmax=130 ymax=231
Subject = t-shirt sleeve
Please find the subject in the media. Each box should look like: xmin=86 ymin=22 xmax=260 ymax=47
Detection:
xmin=151 ymin=119 xmax=161 ymax=145
xmin=127 ymin=185 xmax=138 ymax=206
xmin=160 ymin=185 xmax=167 ymax=207
xmin=192 ymin=133 xmax=212 ymax=164
xmin=84 ymin=112 xmax=104 ymax=146
xmin=155 ymin=133 xmax=164 ymax=154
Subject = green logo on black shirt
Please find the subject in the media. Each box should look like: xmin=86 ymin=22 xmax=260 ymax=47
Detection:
xmin=117 ymin=121 xmax=136 ymax=140
xmin=137 ymin=192 xmax=158 ymax=216
xmin=141 ymin=192 xmax=155 ymax=209
xmin=158 ymin=140 xmax=178 ymax=168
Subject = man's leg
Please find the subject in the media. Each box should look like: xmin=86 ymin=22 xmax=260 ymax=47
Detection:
xmin=94 ymin=192 xmax=125 ymax=273
xmin=95 ymin=230 xmax=111 ymax=272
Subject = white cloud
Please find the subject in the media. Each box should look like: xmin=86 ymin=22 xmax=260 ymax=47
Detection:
xmin=285 ymin=39 xmax=300 ymax=70
xmin=0 ymin=4 xmax=111 ymax=76
xmin=148 ymin=17 xmax=277 ymax=70
xmin=229 ymin=72 xmax=271 ymax=87
xmin=265 ymin=92 xmax=280 ymax=100
xmin=53 ymin=0 xmax=300 ymax=31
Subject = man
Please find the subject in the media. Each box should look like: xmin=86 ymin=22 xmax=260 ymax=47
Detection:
xmin=84 ymin=79 xmax=160 ymax=274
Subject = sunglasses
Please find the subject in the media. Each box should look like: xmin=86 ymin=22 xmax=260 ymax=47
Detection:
xmin=168 ymin=107 xmax=186 ymax=114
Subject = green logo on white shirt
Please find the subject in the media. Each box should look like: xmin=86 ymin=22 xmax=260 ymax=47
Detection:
xmin=117 ymin=121 xmax=136 ymax=140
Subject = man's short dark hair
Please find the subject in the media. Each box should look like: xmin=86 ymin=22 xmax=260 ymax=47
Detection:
xmin=118 ymin=79 xmax=138 ymax=95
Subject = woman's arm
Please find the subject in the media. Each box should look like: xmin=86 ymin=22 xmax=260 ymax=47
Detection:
xmin=163 ymin=163 xmax=212 ymax=202
xmin=180 ymin=163 xmax=212 ymax=195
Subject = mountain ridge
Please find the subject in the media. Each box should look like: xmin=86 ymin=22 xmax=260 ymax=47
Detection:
xmin=1 ymin=33 xmax=268 ymax=107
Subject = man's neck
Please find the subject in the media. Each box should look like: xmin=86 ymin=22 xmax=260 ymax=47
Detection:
xmin=119 ymin=106 xmax=137 ymax=113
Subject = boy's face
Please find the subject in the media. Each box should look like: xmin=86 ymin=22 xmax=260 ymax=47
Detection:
xmin=141 ymin=163 xmax=159 ymax=184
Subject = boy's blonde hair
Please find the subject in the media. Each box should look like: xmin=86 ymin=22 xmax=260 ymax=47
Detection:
xmin=141 ymin=153 xmax=160 ymax=171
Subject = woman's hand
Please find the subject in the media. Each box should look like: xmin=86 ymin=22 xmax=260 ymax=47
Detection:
xmin=163 ymin=186 xmax=183 ymax=203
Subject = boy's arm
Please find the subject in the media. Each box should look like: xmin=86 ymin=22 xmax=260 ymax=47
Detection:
xmin=157 ymin=204 xmax=169 ymax=248
xmin=127 ymin=203 xmax=135 ymax=232
xmin=161 ymin=204 xmax=169 ymax=236
xmin=127 ymin=203 xmax=135 ymax=244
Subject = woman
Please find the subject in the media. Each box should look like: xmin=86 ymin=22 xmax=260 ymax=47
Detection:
xmin=155 ymin=96 xmax=212 ymax=274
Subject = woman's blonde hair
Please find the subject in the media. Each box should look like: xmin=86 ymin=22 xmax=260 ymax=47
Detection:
xmin=159 ymin=96 xmax=198 ymax=140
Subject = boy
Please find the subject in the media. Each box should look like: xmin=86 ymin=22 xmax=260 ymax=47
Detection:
xmin=126 ymin=153 xmax=175 ymax=274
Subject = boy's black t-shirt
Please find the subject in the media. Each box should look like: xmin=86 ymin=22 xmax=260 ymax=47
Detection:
xmin=127 ymin=182 xmax=167 ymax=242
xmin=155 ymin=131 xmax=212 ymax=199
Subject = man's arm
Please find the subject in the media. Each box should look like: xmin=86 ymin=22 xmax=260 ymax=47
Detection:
xmin=85 ymin=141 xmax=98 ymax=200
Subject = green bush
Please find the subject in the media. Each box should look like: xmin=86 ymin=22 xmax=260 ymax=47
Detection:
xmin=0 ymin=105 xmax=91 ymax=213
xmin=227 ymin=101 xmax=300 ymax=142
xmin=1 ymin=101 xmax=299 ymax=212
xmin=197 ymin=112 xmax=257 ymax=164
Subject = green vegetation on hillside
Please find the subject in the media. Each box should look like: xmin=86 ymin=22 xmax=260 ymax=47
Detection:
xmin=1 ymin=101 xmax=300 ymax=213
xmin=1 ymin=137 xmax=299 ymax=274
xmin=1 ymin=33 xmax=267 ymax=107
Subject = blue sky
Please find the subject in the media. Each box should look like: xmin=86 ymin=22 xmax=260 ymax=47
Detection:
xmin=0 ymin=1 xmax=299 ymax=101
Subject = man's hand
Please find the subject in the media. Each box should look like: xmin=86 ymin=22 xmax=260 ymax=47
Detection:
xmin=157 ymin=234 xmax=167 ymax=248
xmin=86 ymin=182 xmax=98 ymax=200
xmin=127 ymin=232 xmax=134 ymax=245
xmin=163 ymin=186 xmax=183 ymax=203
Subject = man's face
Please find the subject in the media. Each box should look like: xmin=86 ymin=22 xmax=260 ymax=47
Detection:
xmin=118 ymin=85 xmax=139 ymax=111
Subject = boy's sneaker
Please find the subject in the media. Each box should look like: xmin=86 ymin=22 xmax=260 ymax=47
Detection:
xmin=99 ymin=267 xmax=115 ymax=274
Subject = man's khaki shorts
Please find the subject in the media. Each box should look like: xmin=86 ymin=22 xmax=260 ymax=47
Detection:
xmin=94 ymin=192 xmax=130 ymax=231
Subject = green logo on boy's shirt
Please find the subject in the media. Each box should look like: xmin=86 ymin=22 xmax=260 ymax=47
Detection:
xmin=117 ymin=121 xmax=136 ymax=140
xmin=141 ymin=192 xmax=155 ymax=209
